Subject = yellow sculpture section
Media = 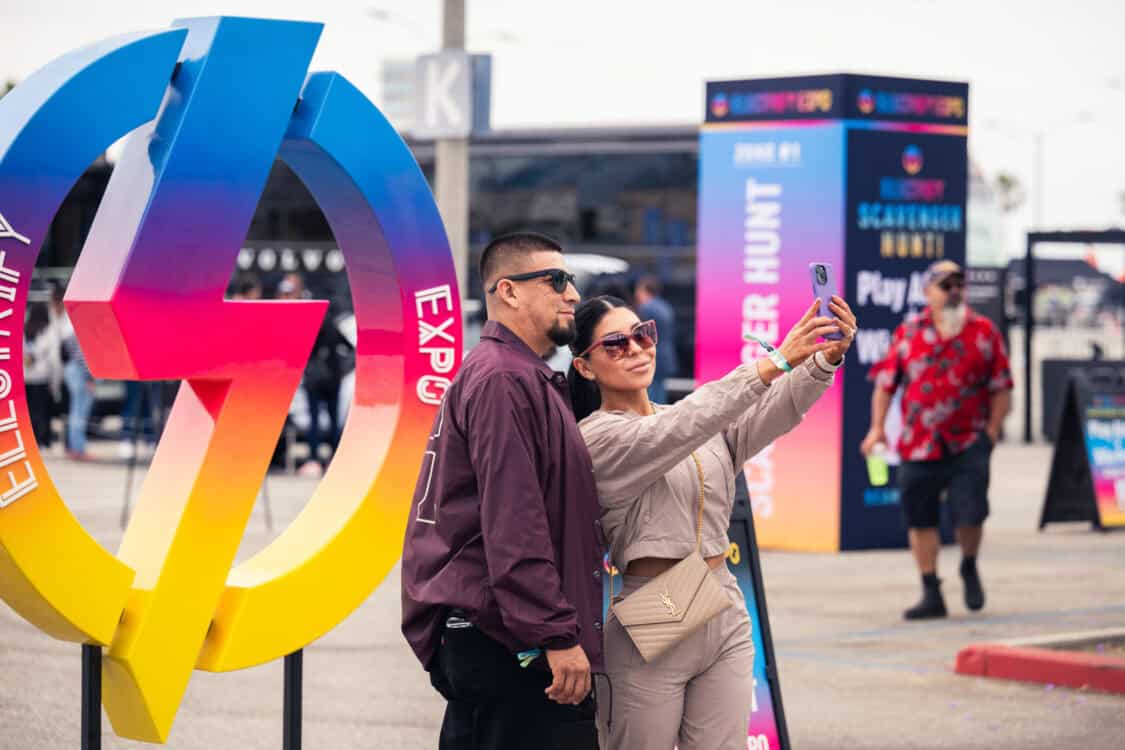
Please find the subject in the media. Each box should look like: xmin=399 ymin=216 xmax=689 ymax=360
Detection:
xmin=0 ymin=465 xmax=133 ymax=646
xmin=199 ymin=399 xmax=415 ymax=671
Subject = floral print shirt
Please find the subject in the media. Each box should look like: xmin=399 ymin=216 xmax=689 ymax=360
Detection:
xmin=870 ymin=307 xmax=1013 ymax=461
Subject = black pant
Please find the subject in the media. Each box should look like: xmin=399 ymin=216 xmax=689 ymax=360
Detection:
xmin=304 ymin=386 xmax=339 ymax=466
xmin=26 ymin=383 xmax=54 ymax=447
xmin=430 ymin=622 xmax=597 ymax=750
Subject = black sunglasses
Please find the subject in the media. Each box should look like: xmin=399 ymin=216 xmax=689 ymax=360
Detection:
xmin=488 ymin=268 xmax=576 ymax=294
xmin=939 ymin=277 xmax=965 ymax=292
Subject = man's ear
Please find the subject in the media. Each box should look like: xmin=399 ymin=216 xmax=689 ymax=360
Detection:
xmin=572 ymin=356 xmax=596 ymax=382
xmin=494 ymin=279 xmax=521 ymax=310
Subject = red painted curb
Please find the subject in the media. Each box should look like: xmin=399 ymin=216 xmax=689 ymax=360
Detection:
xmin=955 ymin=644 xmax=1125 ymax=694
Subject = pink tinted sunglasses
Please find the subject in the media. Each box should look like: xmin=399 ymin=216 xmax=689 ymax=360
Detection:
xmin=579 ymin=320 xmax=658 ymax=360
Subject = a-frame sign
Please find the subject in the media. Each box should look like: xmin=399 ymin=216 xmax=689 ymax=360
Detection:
xmin=1040 ymin=371 xmax=1125 ymax=531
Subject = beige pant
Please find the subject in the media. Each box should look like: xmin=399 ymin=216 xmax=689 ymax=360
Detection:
xmin=598 ymin=566 xmax=755 ymax=750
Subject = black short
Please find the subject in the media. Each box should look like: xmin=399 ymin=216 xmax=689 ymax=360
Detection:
xmin=430 ymin=620 xmax=597 ymax=750
xmin=899 ymin=432 xmax=993 ymax=529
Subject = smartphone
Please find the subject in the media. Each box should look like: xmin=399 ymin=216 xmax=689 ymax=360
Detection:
xmin=809 ymin=263 xmax=843 ymax=340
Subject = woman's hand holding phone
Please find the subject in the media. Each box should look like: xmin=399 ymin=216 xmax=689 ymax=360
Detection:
xmin=748 ymin=296 xmax=858 ymax=383
xmin=752 ymin=299 xmax=838 ymax=383
xmin=821 ymin=296 xmax=857 ymax=364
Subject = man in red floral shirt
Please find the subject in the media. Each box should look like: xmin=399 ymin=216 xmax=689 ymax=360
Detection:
xmin=862 ymin=260 xmax=1013 ymax=620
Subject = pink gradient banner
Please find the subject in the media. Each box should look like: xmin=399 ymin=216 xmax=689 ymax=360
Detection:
xmin=697 ymin=124 xmax=846 ymax=553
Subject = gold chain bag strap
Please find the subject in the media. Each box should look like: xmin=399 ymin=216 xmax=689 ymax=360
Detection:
xmin=609 ymin=449 xmax=732 ymax=663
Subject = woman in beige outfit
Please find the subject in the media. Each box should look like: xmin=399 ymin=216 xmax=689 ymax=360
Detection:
xmin=568 ymin=295 xmax=855 ymax=750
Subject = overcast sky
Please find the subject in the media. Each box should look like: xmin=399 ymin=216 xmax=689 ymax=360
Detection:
xmin=3 ymin=0 xmax=1124 ymax=265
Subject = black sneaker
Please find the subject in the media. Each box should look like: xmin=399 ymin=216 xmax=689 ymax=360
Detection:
xmin=961 ymin=560 xmax=985 ymax=611
xmin=904 ymin=581 xmax=947 ymax=620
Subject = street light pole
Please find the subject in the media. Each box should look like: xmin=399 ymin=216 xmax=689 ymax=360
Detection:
xmin=435 ymin=0 xmax=470 ymax=297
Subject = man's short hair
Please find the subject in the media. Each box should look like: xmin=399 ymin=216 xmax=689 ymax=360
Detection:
xmin=478 ymin=231 xmax=563 ymax=290
xmin=636 ymin=275 xmax=662 ymax=297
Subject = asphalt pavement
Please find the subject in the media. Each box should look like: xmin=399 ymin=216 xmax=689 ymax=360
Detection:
xmin=1 ymin=441 xmax=1122 ymax=749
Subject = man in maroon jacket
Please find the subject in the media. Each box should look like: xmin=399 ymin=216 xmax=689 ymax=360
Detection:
xmin=402 ymin=232 xmax=603 ymax=749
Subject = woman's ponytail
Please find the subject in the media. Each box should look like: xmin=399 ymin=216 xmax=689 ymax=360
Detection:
xmin=567 ymin=362 xmax=602 ymax=422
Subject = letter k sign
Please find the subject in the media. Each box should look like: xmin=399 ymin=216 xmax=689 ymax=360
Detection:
xmin=426 ymin=58 xmax=464 ymax=129
xmin=416 ymin=51 xmax=476 ymax=138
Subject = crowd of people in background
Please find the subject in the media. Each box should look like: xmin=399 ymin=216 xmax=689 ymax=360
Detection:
xmin=22 ymin=280 xmax=95 ymax=461
xmin=22 ymin=271 xmax=357 ymax=476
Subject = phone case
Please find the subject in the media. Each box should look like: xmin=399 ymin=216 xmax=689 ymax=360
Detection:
xmin=809 ymin=263 xmax=843 ymax=341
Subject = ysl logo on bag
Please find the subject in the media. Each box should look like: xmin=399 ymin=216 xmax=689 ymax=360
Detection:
xmin=660 ymin=590 xmax=678 ymax=616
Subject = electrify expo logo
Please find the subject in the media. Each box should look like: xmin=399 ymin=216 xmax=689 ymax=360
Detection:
xmin=855 ymin=89 xmax=965 ymax=119
xmin=857 ymin=89 xmax=876 ymax=114
xmin=902 ymin=145 xmax=923 ymax=175
xmin=710 ymin=88 xmax=832 ymax=119
xmin=0 ymin=16 xmax=461 ymax=743
xmin=710 ymin=92 xmax=730 ymax=118
xmin=879 ymin=145 xmax=945 ymax=202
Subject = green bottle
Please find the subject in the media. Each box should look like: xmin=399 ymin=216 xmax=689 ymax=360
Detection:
xmin=866 ymin=442 xmax=889 ymax=487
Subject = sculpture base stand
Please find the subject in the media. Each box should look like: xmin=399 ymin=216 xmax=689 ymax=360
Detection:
xmin=81 ymin=644 xmax=100 ymax=750
xmin=284 ymin=650 xmax=303 ymax=750
xmin=79 ymin=646 xmax=305 ymax=748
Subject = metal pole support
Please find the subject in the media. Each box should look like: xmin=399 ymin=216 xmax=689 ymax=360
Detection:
xmin=283 ymin=650 xmax=303 ymax=750
xmin=81 ymin=644 xmax=101 ymax=750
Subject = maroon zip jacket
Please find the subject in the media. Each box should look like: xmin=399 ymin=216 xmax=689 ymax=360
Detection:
xmin=401 ymin=321 xmax=605 ymax=672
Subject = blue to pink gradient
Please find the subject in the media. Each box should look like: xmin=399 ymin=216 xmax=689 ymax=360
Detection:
xmin=705 ymin=119 xmax=968 ymax=136
xmin=1 ymin=17 xmax=459 ymax=742
xmin=0 ymin=28 xmax=189 ymax=647
xmin=1084 ymin=396 xmax=1125 ymax=528
xmin=697 ymin=124 xmax=846 ymax=554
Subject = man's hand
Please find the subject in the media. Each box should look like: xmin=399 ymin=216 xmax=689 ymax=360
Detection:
xmin=544 ymin=644 xmax=591 ymax=705
xmin=985 ymin=424 xmax=1001 ymax=445
xmin=861 ymin=427 xmax=886 ymax=457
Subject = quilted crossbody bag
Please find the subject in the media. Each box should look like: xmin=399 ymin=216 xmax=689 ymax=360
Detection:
xmin=609 ymin=450 xmax=732 ymax=662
